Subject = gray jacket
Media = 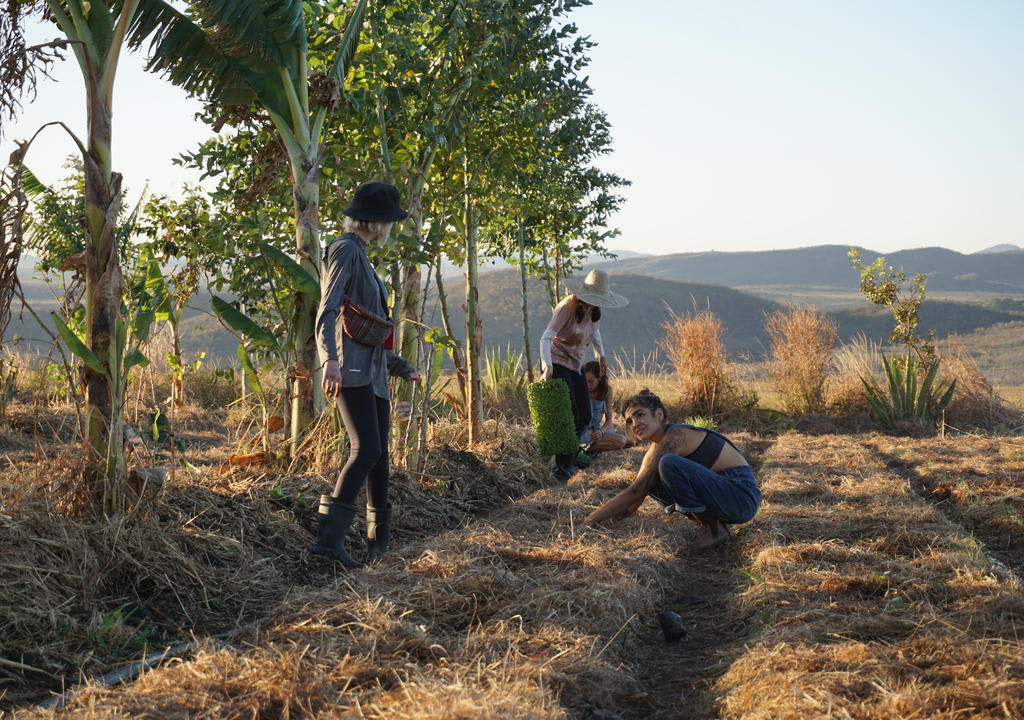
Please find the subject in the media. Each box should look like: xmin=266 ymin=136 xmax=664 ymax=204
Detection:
xmin=315 ymin=232 xmax=414 ymax=399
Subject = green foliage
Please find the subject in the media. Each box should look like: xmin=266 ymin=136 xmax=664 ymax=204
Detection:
xmin=485 ymin=344 xmax=527 ymax=397
xmin=683 ymin=416 xmax=718 ymax=430
xmin=526 ymin=379 xmax=578 ymax=457
xmin=146 ymin=408 xmax=171 ymax=443
xmin=862 ymin=352 xmax=957 ymax=431
xmin=848 ymin=248 xmax=935 ymax=364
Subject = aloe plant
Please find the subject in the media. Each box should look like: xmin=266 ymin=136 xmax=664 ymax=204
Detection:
xmin=862 ymin=352 xmax=956 ymax=431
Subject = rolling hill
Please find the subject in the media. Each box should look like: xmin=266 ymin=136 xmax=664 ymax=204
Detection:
xmin=591 ymin=244 xmax=1024 ymax=294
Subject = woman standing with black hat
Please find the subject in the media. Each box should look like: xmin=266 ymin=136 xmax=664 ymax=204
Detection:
xmin=313 ymin=181 xmax=420 ymax=569
xmin=539 ymin=269 xmax=628 ymax=482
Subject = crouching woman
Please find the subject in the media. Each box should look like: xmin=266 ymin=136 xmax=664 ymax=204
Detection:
xmin=583 ymin=389 xmax=760 ymax=551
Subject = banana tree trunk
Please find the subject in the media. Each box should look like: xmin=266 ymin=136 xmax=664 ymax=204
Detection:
xmin=288 ymin=151 xmax=323 ymax=458
xmin=81 ymin=50 xmax=126 ymax=512
xmin=517 ymin=218 xmax=534 ymax=383
xmin=464 ymin=198 xmax=483 ymax=445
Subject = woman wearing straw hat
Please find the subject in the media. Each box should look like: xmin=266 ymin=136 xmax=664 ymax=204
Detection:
xmin=540 ymin=269 xmax=628 ymax=482
xmin=314 ymin=181 xmax=420 ymax=569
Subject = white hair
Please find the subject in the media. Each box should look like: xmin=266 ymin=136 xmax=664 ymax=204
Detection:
xmin=343 ymin=216 xmax=393 ymax=241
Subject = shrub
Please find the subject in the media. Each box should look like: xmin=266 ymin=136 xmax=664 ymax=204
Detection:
xmin=765 ymin=306 xmax=837 ymax=415
xmin=526 ymin=380 xmax=578 ymax=457
xmin=660 ymin=308 xmax=745 ymax=417
xmin=862 ymin=352 xmax=956 ymax=432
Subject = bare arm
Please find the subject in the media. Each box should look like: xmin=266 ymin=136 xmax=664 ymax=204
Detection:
xmin=602 ymin=391 xmax=615 ymax=430
xmin=584 ymin=441 xmax=666 ymax=524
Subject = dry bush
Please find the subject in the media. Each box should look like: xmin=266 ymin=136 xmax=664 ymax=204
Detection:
xmin=939 ymin=336 xmax=1024 ymax=431
xmin=829 ymin=334 xmax=880 ymax=413
xmin=660 ymin=307 xmax=748 ymax=418
xmin=764 ymin=306 xmax=837 ymax=415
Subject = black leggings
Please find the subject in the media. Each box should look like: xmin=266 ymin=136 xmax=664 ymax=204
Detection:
xmin=552 ymin=363 xmax=591 ymax=440
xmin=332 ymin=384 xmax=390 ymax=509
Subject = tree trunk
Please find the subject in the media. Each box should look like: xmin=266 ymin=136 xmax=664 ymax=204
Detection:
xmin=434 ymin=254 xmax=467 ymax=404
xmin=517 ymin=218 xmax=534 ymax=383
xmin=170 ymin=320 xmax=183 ymax=406
xmin=82 ymin=66 xmax=125 ymax=512
xmin=288 ymin=151 xmax=322 ymax=458
xmin=541 ymin=244 xmax=555 ymax=307
xmin=464 ymin=196 xmax=483 ymax=445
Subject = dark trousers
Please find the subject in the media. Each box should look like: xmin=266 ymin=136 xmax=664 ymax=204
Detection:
xmin=552 ymin=363 xmax=590 ymax=469
xmin=332 ymin=384 xmax=390 ymax=509
xmin=552 ymin=363 xmax=591 ymax=438
xmin=658 ymin=455 xmax=760 ymax=524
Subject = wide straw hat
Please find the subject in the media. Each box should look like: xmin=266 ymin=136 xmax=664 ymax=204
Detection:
xmin=572 ymin=269 xmax=629 ymax=309
xmin=342 ymin=181 xmax=409 ymax=222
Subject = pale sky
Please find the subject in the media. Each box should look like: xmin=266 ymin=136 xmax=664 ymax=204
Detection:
xmin=3 ymin=1 xmax=1023 ymax=257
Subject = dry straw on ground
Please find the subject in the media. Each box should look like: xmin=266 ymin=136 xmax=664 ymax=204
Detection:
xmin=718 ymin=432 xmax=1024 ymax=719
xmin=0 ymin=416 xmax=551 ymax=711
xmin=10 ymin=447 xmax=704 ymax=719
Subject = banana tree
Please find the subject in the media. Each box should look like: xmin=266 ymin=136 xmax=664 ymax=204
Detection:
xmin=128 ymin=0 xmax=368 ymax=456
xmin=1 ymin=0 xmax=164 ymax=510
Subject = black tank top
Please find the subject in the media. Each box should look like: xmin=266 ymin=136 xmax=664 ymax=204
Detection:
xmin=668 ymin=423 xmax=741 ymax=469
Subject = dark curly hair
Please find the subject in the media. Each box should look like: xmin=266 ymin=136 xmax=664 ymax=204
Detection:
xmin=621 ymin=388 xmax=667 ymax=423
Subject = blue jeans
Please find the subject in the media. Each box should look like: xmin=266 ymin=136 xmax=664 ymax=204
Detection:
xmin=656 ymin=455 xmax=761 ymax=525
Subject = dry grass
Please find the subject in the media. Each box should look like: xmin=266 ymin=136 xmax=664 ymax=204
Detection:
xmin=865 ymin=433 xmax=1024 ymax=577
xmin=717 ymin=432 xmax=1024 ymax=719
xmin=10 ymin=450 xmax=690 ymax=719
xmin=660 ymin=308 xmax=751 ymax=418
xmin=940 ymin=337 xmax=1024 ymax=432
xmin=0 ymin=413 xmax=552 ymax=711
xmin=765 ymin=307 xmax=837 ymax=415
xmin=829 ymin=334 xmax=881 ymax=414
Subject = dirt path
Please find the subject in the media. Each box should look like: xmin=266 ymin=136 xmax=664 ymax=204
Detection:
xmin=572 ymin=433 xmax=774 ymax=720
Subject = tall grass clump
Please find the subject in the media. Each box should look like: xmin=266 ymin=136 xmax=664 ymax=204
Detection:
xmin=660 ymin=307 xmax=746 ymax=417
xmin=764 ymin=306 xmax=837 ymax=415
xmin=830 ymin=334 xmax=879 ymax=413
xmin=482 ymin=345 xmax=528 ymax=419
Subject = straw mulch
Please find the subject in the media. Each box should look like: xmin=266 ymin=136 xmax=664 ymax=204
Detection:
xmin=9 ymin=432 xmax=777 ymax=719
xmin=717 ymin=432 xmax=1024 ymax=719
xmin=865 ymin=433 xmax=1024 ymax=577
xmin=0 ymin=418 xmax=551 ymax=711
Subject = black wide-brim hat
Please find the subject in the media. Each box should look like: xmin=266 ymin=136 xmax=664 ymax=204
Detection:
xmin=343 ymin=181 xmax=409 ymax=222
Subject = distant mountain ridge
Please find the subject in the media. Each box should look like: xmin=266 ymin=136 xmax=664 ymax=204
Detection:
xmin=589 ymin=244 xmax=1024 ymax=294
xmin=975 ymin=244 xmax=1022 ymax=254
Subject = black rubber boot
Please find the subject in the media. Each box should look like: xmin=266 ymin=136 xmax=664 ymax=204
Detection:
xmin=311 ymin=495 xmax=363 ymax=569
xmin=365 ymin=503 xmax=392 ymax=564
xmin=552 ymin=453 xmax=577 ymax=483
